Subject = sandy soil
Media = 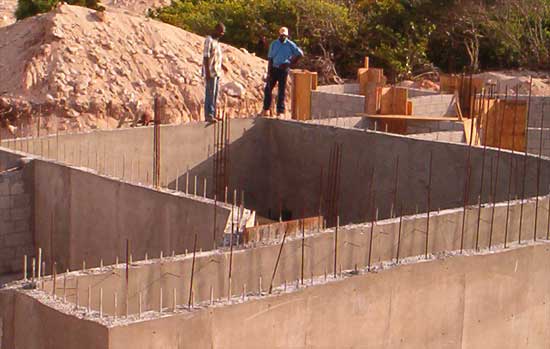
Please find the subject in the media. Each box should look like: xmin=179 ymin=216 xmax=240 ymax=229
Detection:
xmin=0 ymin=0 xmax=16 ymax=27
xmin=0 ymin=4 xmax=270 ymax=136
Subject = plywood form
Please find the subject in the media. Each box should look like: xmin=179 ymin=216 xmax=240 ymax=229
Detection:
xmin=481 ymin=99 xmax=527 ymax=152
xmin=244 ymin=216 xmax=322 ymax=243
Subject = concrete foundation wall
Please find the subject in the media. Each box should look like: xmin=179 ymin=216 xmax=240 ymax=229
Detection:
xmin=0 ymin=290 xmax=109 ymax=349
xmin=0 ymin=119 xmax=270 ymax=214
xmin=38 ymin=194 xmax=550 ymax=317
xmin=265 ymin=120 xmax=550 ymax=225
xmin=108 ymin=243 xmax=550 ymax=349
xmin=33 ymin=159 xmax=232 ymax=272
xmin=0 ymin=163 xmax=34 ymax=275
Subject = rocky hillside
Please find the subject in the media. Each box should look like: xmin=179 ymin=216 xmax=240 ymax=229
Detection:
xmin=0 ymin=4 xmax=269 ymax=136
xmin=0 ymin=0 xmax=15 ymax=26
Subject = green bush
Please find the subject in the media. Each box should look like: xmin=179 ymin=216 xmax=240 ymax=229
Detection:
xmin=15 ymin=0 xmax=100 ymax=20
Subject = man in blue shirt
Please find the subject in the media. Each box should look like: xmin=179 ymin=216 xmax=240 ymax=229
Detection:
xmin=262 ymin=27 xmax=304 ymax=117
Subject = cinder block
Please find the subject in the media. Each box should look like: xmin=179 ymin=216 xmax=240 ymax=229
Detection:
xmin=10 ymin=208 xmax=30 ymax=220
xmin=11 ymin=194 xmax=30 ymax=208
xmin=13 ymin=219 xmax=30 ymax=233
xmin=0 ymin=196 xmax=9 ymax=209
xmin=4 ymin=233 xmax=32 ymax=247
xmin=9 ymin=182 xmax=25 ymax=195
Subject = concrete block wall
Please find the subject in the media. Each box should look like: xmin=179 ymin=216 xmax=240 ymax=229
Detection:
xmin=527 ymin=128 xmax=550 ymax=157
xmin=0 ymin=166 xmax=33 ymax=275
xmin=409 ymin=94 xmax=457 ymax=117
xmin=317 ymin=83 xmax=360 ymax=95
xmin=311 ymin=91 xmax=365 ymax=118
xmin=407 ymin=88 xmax=439 ymax=98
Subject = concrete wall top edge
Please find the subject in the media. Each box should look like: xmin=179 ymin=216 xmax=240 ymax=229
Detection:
xmin=13 ymin=239 xmax=547 ymax=330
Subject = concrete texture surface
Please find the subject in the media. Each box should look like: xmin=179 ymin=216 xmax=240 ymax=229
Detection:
xmin=33 ymin=158 xmax=232 ymax=272
xmin=0 ymin=162 xmax=34 ymax=275
xmin=34 ymin=194 xmax=550 ymax=318
xmin=108 ymin=242 xmax=550 ymax=349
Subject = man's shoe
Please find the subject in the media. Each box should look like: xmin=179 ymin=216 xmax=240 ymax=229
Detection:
xmin=261 ymin=109 xmax=270 ymax=117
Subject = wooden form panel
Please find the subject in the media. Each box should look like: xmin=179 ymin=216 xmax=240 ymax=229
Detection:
xmin=291 ymin=70 xmax=318 ymax=120
xmin=244 ymin=216 xmax=323 ymax=243
xmin=376 ymin=87 xmax=409 ymax=133
xmin=482 ymin=99 xmax=527 ymax=152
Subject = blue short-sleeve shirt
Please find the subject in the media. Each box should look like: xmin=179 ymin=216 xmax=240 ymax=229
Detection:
xmin=268 ymin=39 xmax=304 ymax=68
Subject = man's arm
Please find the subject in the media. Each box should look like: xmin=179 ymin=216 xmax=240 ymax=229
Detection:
xmin=289 ymin=41 xmax=304 ymax=65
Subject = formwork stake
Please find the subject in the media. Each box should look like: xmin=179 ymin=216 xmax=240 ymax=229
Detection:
xmin=301 ymin=218 xmax=305 ymax=285
xmin=210 ymin=285 xmax=214 ymax=305
xmin=503 ymin=87 xmax=520 ymax=252
xmin=99 ymin=288 xmax=103 ymax=318
xmin=259 ymin=276 xmax=263 ymax=294
xmin=333 ymin=216 xmax=339 ymax=278
xmin=173 ymin=288 xmax=177 ymax=312
xmin=534 ymin=102 xmax=545 ymax=241
xmin=114 ymin=292 xmax=118 ymax=319
xmin=476 ymin=88 xmax=490 ymax=250
xmin=37 ymin=247 xmax=42 ymax=281
xmin=188 ymin=233 xmax=198 ymax=308
xmin=23 ymin=255 xmax=27 ymax=281
xmin=519 ymin=77 xmax=534 ymax=244
xmin=269 ymin=228 xmax=289 ymax=294
xmin=160 ymin=288 xmax=163 ymax=314
xmin=396 ymin=203 xmax=404 ymax=263
xmin=138 ymin=292 xmax=142 ymax=318
xmin=87 ymin=285 xmax=91 ymax=313
xmin=194 ymin=176 xmax=197 ymax=196
xmin=425 ymin=151 xmax=433 ymax=259
xmin=461 ymin=88 xmax=479 ymax=253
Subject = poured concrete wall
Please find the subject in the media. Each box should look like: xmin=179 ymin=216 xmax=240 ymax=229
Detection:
xmin=33 ymin=159 xmax=232 ymax=272
xmin=108 ymin=242 xmax=550 ymax=349
xmin=0 ymin=289 xmax=109 ymax=349
xmin=265 ymin=119 xmax=550 ymax=224
xmin=38 ymin=194 xmax=550 ymax=317
xmin=1 ymin=119 xmax=270 ymax=213
xmin=0 ymin=162 xmax=34 ymax=275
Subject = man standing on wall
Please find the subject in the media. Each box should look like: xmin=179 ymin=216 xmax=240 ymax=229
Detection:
xmin=203 ymin=23 xmax=226 ymax=123
xmin=262 ymin=27 xmax=304 ymax=117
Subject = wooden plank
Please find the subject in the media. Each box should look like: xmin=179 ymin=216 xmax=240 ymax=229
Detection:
xmin=463 ymin=118 xmax=480 ymax=146
xmin=364 ymin=82 xmax=380 ymax=114
xmin=291 ymin=70 xmax=315 ymax=120
xmin=358 ymin=114 xmax=459 ymax=122
xmin=480 ymin=99 xmax=526 ymax=152
xmin=358 ymin=68 xmax=369 ymax=95
xmin=244 ymin=216 xmax=323 ymax=243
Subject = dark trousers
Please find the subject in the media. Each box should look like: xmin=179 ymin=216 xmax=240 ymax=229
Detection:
xmin=263 ymin=67 xmax=288 ymax=114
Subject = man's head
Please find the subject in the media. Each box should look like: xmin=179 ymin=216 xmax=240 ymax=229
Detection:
xmin=213 ymin=23 xmax=225 ymax=39
xmin=278 ymin=27 xmax=288 ymax=42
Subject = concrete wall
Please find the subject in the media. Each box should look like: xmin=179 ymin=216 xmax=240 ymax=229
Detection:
xmin=410 ymin=94 xmax=457 ymax=117
xmin=38 ymin=194 xmax=550 ymax=317
xmin=33 ymin=159 xmax=232 ymax=272
xmin=0 ymin=119 xmax=270 ymax=214
xmin=0 ymin=290 xmax=109 ymax=349
xmin=265 ymin=119 xmax=550 ymax=225
xmin=0 ymin=162 xmax=34 ymax=275
xmin=108 ymin=243 xmax=550 ymax=349
xmin=311 ymin=91 xmax=365 ymax=118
